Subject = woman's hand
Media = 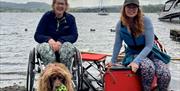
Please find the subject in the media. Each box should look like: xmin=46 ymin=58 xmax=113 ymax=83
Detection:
xmin=106 ymin=62 xmax=113 ymax=68
xmin=54 ymin=41 xmax=62 ymax=52
xmin=128 ymin=62 xmax=139 ymax=73
xmin=48 ymin=39 xmax=56 ymax=51
xmin=106 ymin=62 xmax=121 ymax=68
xmin=48 ymin=39 xmax=61 ymax=52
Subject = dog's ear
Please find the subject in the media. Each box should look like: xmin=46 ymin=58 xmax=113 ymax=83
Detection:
xmin=38 ymin=77 xmax=52 ymax=91
xmin=49 ymin=77 xmax=54 ymax=91
xmin=62 ymin=77 xmax=66 ymax=85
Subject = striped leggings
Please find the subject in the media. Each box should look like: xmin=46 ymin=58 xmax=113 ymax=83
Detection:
xmin=137 ymin=58 xmax=171 ymax=91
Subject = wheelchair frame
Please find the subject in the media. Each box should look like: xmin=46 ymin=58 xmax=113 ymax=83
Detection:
xmin=26 ymin=48 xmax=84 ymax=91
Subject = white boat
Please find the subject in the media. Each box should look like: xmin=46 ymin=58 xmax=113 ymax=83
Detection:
xmin=159 ymin=0 xmax=180 ymax=21
xmin=98 ymin=9 xmax=109 ymax=15
xmin=98 ymin=0 xmax=108 ymax=15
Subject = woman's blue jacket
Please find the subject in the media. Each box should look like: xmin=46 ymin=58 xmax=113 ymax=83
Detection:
xmin=34 ymin=11 xmax=78 ymax=44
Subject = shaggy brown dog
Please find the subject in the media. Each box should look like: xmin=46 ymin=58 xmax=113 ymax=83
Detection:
xmin=38 ymin=63 xmax=74 ymax=91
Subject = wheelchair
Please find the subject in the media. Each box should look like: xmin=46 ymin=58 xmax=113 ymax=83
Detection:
xmin=26 ymin=47 xmax=84 ymax=91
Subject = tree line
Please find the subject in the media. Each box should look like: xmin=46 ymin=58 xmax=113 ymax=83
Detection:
xmin=0 ymin=1 xmax=164 ymax=13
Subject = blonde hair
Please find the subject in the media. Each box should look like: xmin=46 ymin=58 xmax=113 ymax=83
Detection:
xmin=120 ymin=5 xmax=144 ymax=37
xmin=52 ymin=0 xmax=69 ymax=11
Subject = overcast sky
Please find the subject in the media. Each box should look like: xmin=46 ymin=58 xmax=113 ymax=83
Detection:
xmin=1 ymin=0 xmax=167 ymax=7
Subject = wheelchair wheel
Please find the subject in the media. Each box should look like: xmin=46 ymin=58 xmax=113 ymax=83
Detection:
xmin=71 ymin=49 xmax=83 ymax=91
xmin=26 ymin=48 xmax=36 ymax=91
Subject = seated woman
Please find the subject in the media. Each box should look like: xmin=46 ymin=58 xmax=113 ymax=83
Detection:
xmin=34 ymin=0 xmax=78 ymax=70
xmin=110 ymin=0 xmax=171 ymax=91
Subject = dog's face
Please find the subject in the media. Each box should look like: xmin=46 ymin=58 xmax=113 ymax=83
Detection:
xmin=49 ymin=73 xmax=65 ymax=91
xmin=38 ymin=63 xmax=73 ymax=91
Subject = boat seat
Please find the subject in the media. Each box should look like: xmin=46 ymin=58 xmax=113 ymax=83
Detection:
xmin=81 ymin=53 xmax=107 ymax=70
xmin=81 ymin=53 xmax=107 ymax=88
xmin=81 ymin=53 xmax=107 ymax=62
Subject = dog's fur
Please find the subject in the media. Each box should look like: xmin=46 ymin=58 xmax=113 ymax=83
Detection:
xmin=38 ymin=63 xmax=74 ymax=91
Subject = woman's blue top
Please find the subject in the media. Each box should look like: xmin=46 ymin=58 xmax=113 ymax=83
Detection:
xmin=111 ymin=16 xmax=154 ymax=65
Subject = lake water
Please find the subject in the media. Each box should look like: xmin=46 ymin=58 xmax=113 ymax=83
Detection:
xmin=0 ymin=13 xmax=180 ymax=90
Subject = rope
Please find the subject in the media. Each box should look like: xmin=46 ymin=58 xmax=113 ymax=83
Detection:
xmin=105 ymin=67 xmax=116 ymax=84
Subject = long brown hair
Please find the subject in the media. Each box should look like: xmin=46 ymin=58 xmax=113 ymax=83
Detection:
xmin=52 ymin=0 xmax=69 ymax=11
xmin=121 ymin=5 xmax=144 ymax=37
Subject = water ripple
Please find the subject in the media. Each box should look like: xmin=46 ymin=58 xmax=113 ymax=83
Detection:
xmin=0 ymin=71 xmax=26 ymax=76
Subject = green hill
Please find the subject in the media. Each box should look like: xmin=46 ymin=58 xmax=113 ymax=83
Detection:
xmin=0 ymin=1 xmax=51 ymax=12
xmin=71 ymin=4 xmax=164 ymax=13
xmin=0 ymin=1 xmax=163 ymax=13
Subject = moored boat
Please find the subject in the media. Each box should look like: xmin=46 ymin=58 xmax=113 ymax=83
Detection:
xmin=98 ymin=0 xmax=109 ymax=16
xmin=159 ymin=0 xmax=180 ymax=22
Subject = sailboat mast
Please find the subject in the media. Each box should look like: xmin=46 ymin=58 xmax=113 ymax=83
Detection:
xmin=99 ymin=0 xmax=103 ymax=9
xmin=98 ymin=0 xmax=108 ymax=15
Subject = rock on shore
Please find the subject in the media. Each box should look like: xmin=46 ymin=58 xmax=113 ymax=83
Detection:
xmin=0 ymin=84 xmax=26 ymax=91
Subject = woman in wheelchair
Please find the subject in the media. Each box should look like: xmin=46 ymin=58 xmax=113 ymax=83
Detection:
xmin=34 ymin=0 xmax=78 ymax=69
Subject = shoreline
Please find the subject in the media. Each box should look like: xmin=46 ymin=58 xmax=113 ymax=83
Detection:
xmin=0 ymin=84 xmax=26 ymax=91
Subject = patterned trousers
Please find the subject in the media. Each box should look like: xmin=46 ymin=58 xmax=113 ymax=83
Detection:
xmin=36 ymin=42 xmax=76 ymax=70
xmin=137 ymin=57 xmax=171 ymax=91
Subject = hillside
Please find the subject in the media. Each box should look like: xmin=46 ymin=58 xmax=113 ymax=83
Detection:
xmin=71 ymin=4 xmax=164 ymax=13
xmin=0 ymin=1 xmax=51 ymax=12
xmin=0 ymin=1 xmax=164 ymax=13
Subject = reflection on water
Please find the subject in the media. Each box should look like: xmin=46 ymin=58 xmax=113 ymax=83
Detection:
xmin=0 ymin=13 xmax=180 ymax=90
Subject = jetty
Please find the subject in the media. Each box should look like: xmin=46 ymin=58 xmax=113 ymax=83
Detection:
xmin=170 ymin=29 xmax=180 ymax=42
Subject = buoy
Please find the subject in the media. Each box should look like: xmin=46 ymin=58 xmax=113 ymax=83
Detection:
xmin=25 ymin=28 xmax=28 ymax=32
xmin=110 ymin=29 xmax=115 ymax=32
xmin=90 ymin=29 xmax=96 ymax=31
